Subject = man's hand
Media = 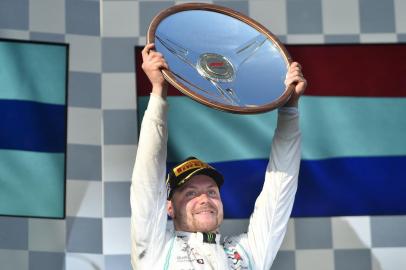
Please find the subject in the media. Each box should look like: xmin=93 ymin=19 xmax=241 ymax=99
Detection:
xmin=141 ymin=43 xmax=169 ymax=98
xmin=284 ymin=62 xmax=307 ymax=107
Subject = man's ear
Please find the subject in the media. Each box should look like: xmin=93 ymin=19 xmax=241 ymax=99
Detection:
xmin=167 ymin=200 xmax=174 ymax=218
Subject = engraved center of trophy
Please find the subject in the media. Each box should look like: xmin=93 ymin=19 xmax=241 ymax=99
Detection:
xmin=197 ymin=53 xmax=235 ymax=82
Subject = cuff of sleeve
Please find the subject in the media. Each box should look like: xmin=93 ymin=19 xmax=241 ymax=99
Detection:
xmin=145 ymin=94 xmax=168 ymax=122
xmin=276 ymin=108 xmax=300 ymax=137
xmin=278 ymin=106 xmax=298 ymax=115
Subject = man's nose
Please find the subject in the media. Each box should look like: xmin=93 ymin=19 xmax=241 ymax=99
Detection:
xmin=197 ymin=193 xmax=210 ymax=203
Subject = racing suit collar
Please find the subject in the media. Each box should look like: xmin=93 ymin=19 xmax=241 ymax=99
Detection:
xmin=175 ymin=231 xmax=221 ymax=244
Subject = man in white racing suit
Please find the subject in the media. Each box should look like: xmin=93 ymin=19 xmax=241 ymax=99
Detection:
xmin=131 ymin=43 xmax=307 ymax=270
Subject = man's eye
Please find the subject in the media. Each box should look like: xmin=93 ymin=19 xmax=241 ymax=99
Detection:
xmin=186 ymin=191 xmax=196 ymax=197
xmin=208 ymin=190 xmax=217 ymax=197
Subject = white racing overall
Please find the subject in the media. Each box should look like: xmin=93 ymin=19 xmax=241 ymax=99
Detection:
xmin=131 ymin=95 xmax=301 ymax=270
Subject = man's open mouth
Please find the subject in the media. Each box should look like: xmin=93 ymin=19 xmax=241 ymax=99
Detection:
xmin=194 ymin=209 xmax=215 ymax=215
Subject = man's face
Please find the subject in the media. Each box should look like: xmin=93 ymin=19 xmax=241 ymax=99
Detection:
xmin=167 ymin=174 xmax=224 ymax=233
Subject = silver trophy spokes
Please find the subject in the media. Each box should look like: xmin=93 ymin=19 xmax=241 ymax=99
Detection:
xmin=156 ymin=32 xmax=267 ymax=106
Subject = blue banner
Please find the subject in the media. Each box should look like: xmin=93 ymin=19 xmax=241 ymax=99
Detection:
xmin=0 ymin=39 xmax=67 ymax=218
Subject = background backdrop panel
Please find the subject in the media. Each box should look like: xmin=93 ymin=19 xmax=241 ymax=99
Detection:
xmin=0 ymin=39 xmax=68 ymax=218
xmin=136 ymin=44 xmax=406 ymax=218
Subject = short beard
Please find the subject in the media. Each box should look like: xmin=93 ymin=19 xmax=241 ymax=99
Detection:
xmin=191 ymin=217 xmax=219 ymax=233
xmin=172 ymin=207 xmax=219 ymax=232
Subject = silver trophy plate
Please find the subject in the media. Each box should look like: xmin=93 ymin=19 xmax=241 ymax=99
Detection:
xmin=148 ymin=3 xmax=294 ymax=114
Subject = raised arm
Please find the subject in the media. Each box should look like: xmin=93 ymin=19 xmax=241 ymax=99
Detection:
xmin=243 ymin=62 xmax=307 ymax=269
xmin=130 ymin=44 xmax=169 ymax=268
